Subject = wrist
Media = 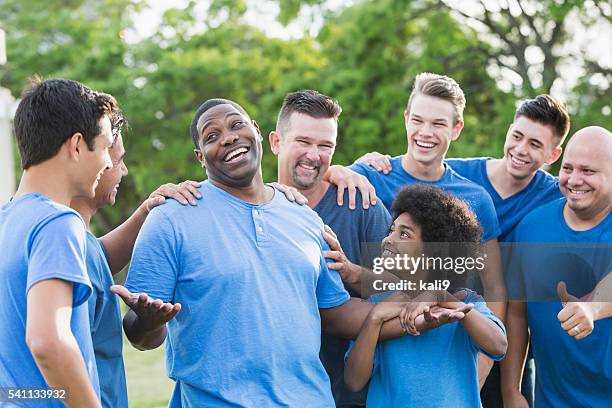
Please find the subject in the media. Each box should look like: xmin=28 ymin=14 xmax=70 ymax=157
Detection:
xmin=367 ymin=307 xmax=387 ymax=325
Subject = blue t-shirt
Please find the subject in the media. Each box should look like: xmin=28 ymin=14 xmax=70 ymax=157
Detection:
xmin=314 ymin=184 xmax=391 ymax=407
xmin=512 ymin=199 xmax=612 ymax=408
xmin=85 ymin=232 xmax=127 ymax=408
xmin=445 ymin=157 xmax=562 ymax=242
xmin=125 ymin=181 xmax=350 ymax=407
xmin=347 ymin=290 xmax=505 ymax=408
xmin=350 ymin=156 xmax=501 ymax=241
xmin=0 ymin=194 xmax=99 ymax=405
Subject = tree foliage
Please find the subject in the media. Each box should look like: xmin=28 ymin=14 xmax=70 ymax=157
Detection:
xmin=1 ymin=0 xmax=609 ymax=234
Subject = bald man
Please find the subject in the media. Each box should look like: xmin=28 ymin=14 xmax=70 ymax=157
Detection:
xmin=502 ymin=126 xmax=612 ymax=408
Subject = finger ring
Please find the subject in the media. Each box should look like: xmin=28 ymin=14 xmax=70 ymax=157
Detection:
xmin=572 ymin=325 xmax=581 ymax=334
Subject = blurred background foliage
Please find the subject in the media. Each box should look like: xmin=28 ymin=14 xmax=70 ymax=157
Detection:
xmin=1 ymin=0 xmax=610 ymax=234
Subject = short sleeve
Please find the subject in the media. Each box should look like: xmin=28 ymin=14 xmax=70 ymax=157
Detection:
xmin=317 ymin=239 xmax=350 ymax=309
xmin=125 ymin=208 xmax=179 ymax=302
xmin=466 ymin=291 xmax=507 ymax=360
xmin=364 ymin=200 xmax=392 ymax=243
xmin=27 ymin=212 xmax=91 ymax=307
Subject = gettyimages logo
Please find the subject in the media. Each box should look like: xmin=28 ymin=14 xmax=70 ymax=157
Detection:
xmin=372 ymin=253 xmax=486 ymax=275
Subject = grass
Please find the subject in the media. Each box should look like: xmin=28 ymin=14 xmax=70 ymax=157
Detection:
xmin=123 ymin=335 xmax=173 ymax=407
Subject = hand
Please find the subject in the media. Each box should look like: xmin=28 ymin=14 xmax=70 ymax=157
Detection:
xmin=323 ymin=225 xmax=362 ymax=285
xmin=145 ymin=180 xmax=202 ymax=212
xmin=325 ymin=165 xmax=377 ymax=210
xmin=355 ymin=152 xmax=392 ymax=174
xmin=502 ymin=391 xmax=530 ymax=408
xmin=370 ymin=299 xmax=406 ymax=323
xmin=110 ymin=285 xmax=181 ymax=331
xmin=557 ymin=281 xmax=595 ymax=340
xmin=399 ymin=290 xmax=471 ymax=335
xmin=269 ymin=183 xmax=308 ymax=205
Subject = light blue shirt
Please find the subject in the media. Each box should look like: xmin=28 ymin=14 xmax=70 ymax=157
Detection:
xmin=125 ymin=181 xmax=350 ymax=407
xmin=0 ymin=194 xmax=99 ymax=406
xmin=85 ymin=232 xmax=127 ymax=408
xmin=445 ymin=157 xmax=562 ymax=242
xmin=511 ymin=199 xmax=612 ymax=408
xmin=350 ymin=157 xmax=501 ymax=241
xmin=347 ymin=290 xmax=505 ymax=408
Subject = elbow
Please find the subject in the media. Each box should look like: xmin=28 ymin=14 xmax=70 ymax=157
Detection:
xmin=487 ymin=334 xmax=508 ymax=359
xmin=344 ymin=374 xmax=366 ymax=393
xmin=26 ymin=332 xmax=62 ymax=366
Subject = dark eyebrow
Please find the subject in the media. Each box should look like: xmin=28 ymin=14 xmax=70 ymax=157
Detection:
xmin=513 ymin=130 xmax=524 ymax=137
xmin=199 ymin=112 xmax=245 ymax=136
xmin=396 ymin=223 xmax=416 ymax=233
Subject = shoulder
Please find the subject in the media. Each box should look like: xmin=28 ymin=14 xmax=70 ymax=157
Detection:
xmin=516 ymin=198 xmax=564 ymax=235
xmin=445 ymin=157 xmax=490 ymax=171
xmin=275 ymin=191 xmax=325 ymax=230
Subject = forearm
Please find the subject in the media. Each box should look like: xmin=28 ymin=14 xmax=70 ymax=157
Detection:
xmin=459 ymin=309 xmax=507 ymax=357
xmin=320 ymin=298 xmax=432 ymax=340
xmin=123 ymin=309 xmax=167 ymax=350
xmin=344 ymin=314 xmax=383 ymax=392
xmin=481 ymin=239 xmax=507 ymax=322
xmin=29 ymin=336 xmax=100 ymax=407
xmin=100 ymin=204 xmax=148 ymax=275
xmin=591 ymin=271 xmax=612 ymax=320
xmin=500 ymin=301 xmax=529 ymax=398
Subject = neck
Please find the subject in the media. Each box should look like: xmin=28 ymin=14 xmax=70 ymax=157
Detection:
xmin=487 ymin=159 xmax=535 ymax=198
xmin=210 ymin=172 xmax=272 ymax=204
xmin=14 ymin=164 xmax=75 ymax=207
xmin=402 ymin=154 xmax=445 ymax=181
xmin=277 ymin=171 xmax=330 ymax=208
xmin=70 ymin=198 xmax=97 ymax=228
xmin=563 ymin=202 xmax=611 ymax=231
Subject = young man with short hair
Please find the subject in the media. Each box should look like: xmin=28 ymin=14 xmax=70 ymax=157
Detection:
xmin=0 ymin=78 xmax=118 ymax=408
xmin=270 ymin=90 xmax=391 ymax=407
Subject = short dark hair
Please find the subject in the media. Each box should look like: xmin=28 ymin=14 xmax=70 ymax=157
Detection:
xmin=14 ymin=78 xmax=119 ymax=169
xmin=391 ymin=185 xmax=482 ymax=287
xmin=276 ymin=90 xmax=341 ymax=136
xmin=406 ymin=72 xmax=466 ymax=124
xmin=515 ymin=95 xmax=570 ymax=145
xmin=189 ymin=98 xmax=250 ymax=148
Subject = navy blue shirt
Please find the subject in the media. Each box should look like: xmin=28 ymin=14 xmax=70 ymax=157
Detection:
xmin=314 ymin=184 xmax=391 ymax=407
xmin=350 ymin=156 xmax=501 ymax=241
xmin=446 ymin=157 xmax=562 ymax=242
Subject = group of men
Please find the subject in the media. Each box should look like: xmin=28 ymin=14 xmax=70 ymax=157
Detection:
xmin=0 ymin=72 xmax=610 ymax=408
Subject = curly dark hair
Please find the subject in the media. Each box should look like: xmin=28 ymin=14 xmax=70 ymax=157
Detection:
xmin=391 ymin=184 xmax=483 ymax=287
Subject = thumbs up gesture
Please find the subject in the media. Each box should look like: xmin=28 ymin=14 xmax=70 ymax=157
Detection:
xmin=556 ymin=281 xmax=595 ymax=340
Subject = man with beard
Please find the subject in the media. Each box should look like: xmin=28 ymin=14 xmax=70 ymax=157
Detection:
xmin=112 ymin=98 xmax=470 ymax=407
xmin=70 ymin=111 xmax=200 ymax=408
xmin=504 ymin=126 xmax=612 ymax=407
xmin=269 ymin=90 xmax=391 ymax=407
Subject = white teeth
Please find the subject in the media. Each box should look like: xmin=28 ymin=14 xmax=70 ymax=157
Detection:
xmin=298 ymin=163 xmax=316 ymax=170
xmin=569 ymin=188 xmax=589 ymax=195
xmin=511 ymin=155 xmax=528 ymax=165
xmin=416 ymin=141 xmax=435 ymax=148
xmin=224 ymin=147 xmax=248 ymax=162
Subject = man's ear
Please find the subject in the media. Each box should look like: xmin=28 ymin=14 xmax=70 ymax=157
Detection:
xmin=545 ymin=147 xmax=563 ymax=165
xmin=65 ymin=132 xmax=85 ymax=161
xmin=252 ymin=120 xmax=263 ymax=141
xmin=269 ymin=131 xmax=281 ymax=155
xmin=451 ymin=119 xmax=464 ymax=141
xmin=194 ymin=149 xmax=206 ymax=168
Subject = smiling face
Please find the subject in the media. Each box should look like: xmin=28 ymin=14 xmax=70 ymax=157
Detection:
xmin=404 ymin=94 xmax=463 ymax=166
xmin=503 ymin=116 xmax=562 ymax=180
xmin=77 ymin=115 xmax=114 ymax=198
xmin=194 ymin=104 xmax=262 ymax=188
xmin=559 ymin=128 xmax=612 ymax=217
xmin=271 ymin=112 xmax=337 ymax=190
xmin=381 ymin=212 xmax=424 ymax=261
xmin=93 ymin=133 xmax=128 ymax=208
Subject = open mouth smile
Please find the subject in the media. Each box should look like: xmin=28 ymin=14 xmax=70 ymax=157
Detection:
xmin=224 ymin=146 xmax=250 ymax=163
